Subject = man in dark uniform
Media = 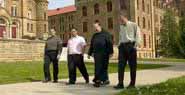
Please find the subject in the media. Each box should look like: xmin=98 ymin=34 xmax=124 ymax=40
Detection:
xmin=43 ymin=29 xmax=63 ymax=83
xmin=88 ymin=20 xmax=113 ymax=87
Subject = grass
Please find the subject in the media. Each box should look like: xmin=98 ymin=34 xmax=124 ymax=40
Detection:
xmin=138 ymin=58 xmax=185 ymax=62
xmin=0 ymin=61 xmax=170 ymax=85
xmin=117 ymin=76 xmax=185 ymax=95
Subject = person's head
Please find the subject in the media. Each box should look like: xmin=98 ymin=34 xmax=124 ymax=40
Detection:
xmin=71 ymin=28 xmax=78 ymax=37
xmin=50 ymin=29 xmax=56 ymax=36
xmin=93 ymin=20 xmax=102 ymax=32
xmin=120 ymin=12 xmax=129 ymax=24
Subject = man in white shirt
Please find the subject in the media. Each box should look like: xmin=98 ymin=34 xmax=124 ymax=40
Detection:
xmin=67 ymin=28 xmax=89 ymax=85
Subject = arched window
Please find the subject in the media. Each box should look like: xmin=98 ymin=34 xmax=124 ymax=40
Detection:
xmin=94 ymin=3 xmax=100 ymax=15
xmin=107 ymin=1 xmax=112 ymax=12
xmin=142 ymin=0 xmax=145 ymax=12
xmin=82 ymin=6 xmax=87 ymax=16
xmin=11 ymin=5 xmax=17 ymax=16
xmin=108 ymin=17 xmax=113 ymax=29
xmin=28 ymin=9 xmax=32 ymax=19
xmin=83 ymin=22 xmax=88 ymax=32
xmin=120 ymin=0 xmax=127 ymax=10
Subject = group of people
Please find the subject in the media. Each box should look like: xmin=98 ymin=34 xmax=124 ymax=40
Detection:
xmin=42 ymin=13 xmax=141 ymax=89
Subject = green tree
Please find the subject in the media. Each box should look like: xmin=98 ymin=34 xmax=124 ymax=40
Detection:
xmin=159 ymin=9 xmax=179 ymax=57
xmin=177 ymin=16 xmax=185 ymax=58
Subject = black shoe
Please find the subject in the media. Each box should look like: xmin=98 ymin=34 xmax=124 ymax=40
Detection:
xmin=93 ymin=83 xmax=100 ymax=87
xmin=42 ymin=79 xmax=51 ymax=83
xmin=66 ymin=82 xmax=75 ymax=85
xmin=127 ymin=85 xmax=136 ymax=89
xmin=102 ymin=80 xmax=110 ymax=85
xmin=86 ymin=80 xmax=89 ymax=84
xmin=114 ymin=84 xmax=124 ymax=89
xmin=92 ymin=78 xmax=96 ymax=83
xmin=53 ymin=80 xmax=58 ymax=83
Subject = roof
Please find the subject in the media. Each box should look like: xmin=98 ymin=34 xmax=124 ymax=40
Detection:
xmin=48 ymin=5 xmax=76 ymax=16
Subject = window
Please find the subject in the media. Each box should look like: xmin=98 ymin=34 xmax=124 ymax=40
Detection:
xmin=137 ymin=0 xmax=139 ymax=10
xmin=83 ymin=22 xmax=88 ymax=32
xmin=31 ymin=24 xmax=33 ymax=31
xmin=108 ymin=17 xmax=113 ymax=29
xmin=142 ymin=0 xmax=145 ymax=12
xmin=149 ymin=35 xmax=151 ymax=48
xmin=28 ymin=9 xmax=32 ymax=19
xmin=120 ymin=0 xmax=127 ymax=10
xmin=94 ymin=3 xmax=100 ymax=15
xmin=137 ymin=17 xmax=140 ymax=26
xmin=27 ymin=23 xmax=30 ymax=32
xmin=82 ymin=6 xmax=87 ymax=16
xmin=143 ymin=17 xmax=146 ymax=28
xmin=44 ymin=12 xmax=47 ymax=20
xmin=107 ymin=1 xmax=112 ymax=12
xmin=11 ymin=5 xmax=17 ymax=16
xmin=143 ymin=34 xmax=146 ymax=48
xmin=44 ymin=24 xmax=47 ymax=33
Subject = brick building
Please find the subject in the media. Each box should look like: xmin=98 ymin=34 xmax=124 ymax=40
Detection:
xmin=0 ymin=0 xmax=48 ymax=39
xmin=48 ymin=0 xmax=182 ymax=58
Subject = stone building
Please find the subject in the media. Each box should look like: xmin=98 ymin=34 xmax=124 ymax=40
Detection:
xmin=0 ymin=0 xmax=48 ymax=39
xmin=48 ymin=0 xmax=182 ymax=58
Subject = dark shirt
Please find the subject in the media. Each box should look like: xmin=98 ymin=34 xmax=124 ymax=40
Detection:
xmin=88 ymin=29 xmax=113 ymax=55
xmin=45 ymin=36 xmax=63 ymax=54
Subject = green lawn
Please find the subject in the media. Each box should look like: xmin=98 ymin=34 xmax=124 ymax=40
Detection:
xmin=117 ymin=76 xmax=185 ymax=95
xmin=0 ymin=61 xmax=169 ymax=84
xmin=138 ymin=58 xmax=185 ymax=62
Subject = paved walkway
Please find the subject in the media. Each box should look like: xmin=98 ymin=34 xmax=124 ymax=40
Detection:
xmin=0 ymin=63 xmax=185 ymax=95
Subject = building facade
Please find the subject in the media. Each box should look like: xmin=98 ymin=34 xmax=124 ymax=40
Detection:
xmin=0 ymin=0 xmax=48 ymax=39
xmin=48 ymin=0 xmax=182 ymax=58
xmin=48 ymin=5 xmax=76 ymax=43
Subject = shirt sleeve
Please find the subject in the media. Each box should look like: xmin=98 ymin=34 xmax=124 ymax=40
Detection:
xmin=88 ymin=35 xmax=95 ymax=56
xmin=135 ymin=25 xmax=142 ymax=47
xmin=81 ymin=37 xmax=87 ymax=47
xmin=57 ymin=37 xmax=63 ymax=54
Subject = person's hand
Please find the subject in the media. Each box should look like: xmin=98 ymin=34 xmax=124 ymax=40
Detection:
xmin=87 ymin=55 xmax=91 ymax=59
xmin=109 ymin=54 xmax=113 ymax=58
xmin=57 ymin=55 xmax=61 ymax=60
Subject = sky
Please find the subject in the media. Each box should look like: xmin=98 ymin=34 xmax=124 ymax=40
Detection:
xmin=48 ymin=0 xmax=74 ymax=9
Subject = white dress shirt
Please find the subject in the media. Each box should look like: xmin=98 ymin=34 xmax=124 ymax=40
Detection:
xmin=67 ymin=35 xmax=86 ymax=55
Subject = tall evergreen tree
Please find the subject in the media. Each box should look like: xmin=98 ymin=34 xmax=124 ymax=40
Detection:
xmin=159 ymin=9 xmax=179 ymax=57
xmin=178 ymin=16 xmax=185 ymax=58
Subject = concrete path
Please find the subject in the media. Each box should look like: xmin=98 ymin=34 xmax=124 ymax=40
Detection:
xmin=0 ymin=63 xmax=184 ymax=95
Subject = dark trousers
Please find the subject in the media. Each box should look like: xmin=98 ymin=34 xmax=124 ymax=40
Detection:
xmin=44 ymin=50 xmax=59 ymax=81
xmin=67 ymin=54 xmax=89 ymax=83
xmin=94 ymin=53 xmax=109 ymax=83
xmin=118 ymin=43 xmax=137 ymax=86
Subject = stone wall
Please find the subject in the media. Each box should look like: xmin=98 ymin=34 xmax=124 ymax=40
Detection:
xmin=0 ymin=39 xmax=45 ymax=62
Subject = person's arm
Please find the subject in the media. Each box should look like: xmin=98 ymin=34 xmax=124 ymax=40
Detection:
xmin=81 ymin=37 xmax=87 ymax=54
xmin=135 ymin=24 xmax=142 ymax=47
xmin=105 ymin=32 xmax=114 ymax=55
xmin=88 ymin=35 xmax=95 ymax=56
xmin=57 ymin=38 xmax=63 ymax=56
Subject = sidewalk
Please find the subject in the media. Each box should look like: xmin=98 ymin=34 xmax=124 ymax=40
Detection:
xmin=0 ymin=63 xmax=184 ymax=95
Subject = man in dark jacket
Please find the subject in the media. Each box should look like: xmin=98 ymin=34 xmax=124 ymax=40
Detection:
xmin=88 ymin=20 xmax=113 ymax=87
xmin=43 ymin=29 xmax=63 ymax=83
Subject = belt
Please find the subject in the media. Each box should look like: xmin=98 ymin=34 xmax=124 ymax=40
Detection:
xmin=120 ymin=41 xmax=135 ymax=45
